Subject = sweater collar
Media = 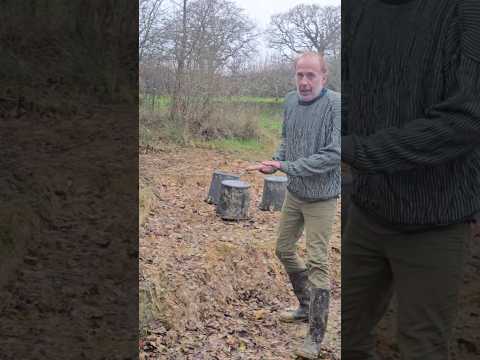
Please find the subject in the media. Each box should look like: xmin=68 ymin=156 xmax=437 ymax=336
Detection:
xmin=298 ymin=88 xmax=327 ymax=106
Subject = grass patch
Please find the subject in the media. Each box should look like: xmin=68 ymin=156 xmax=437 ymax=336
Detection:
xmin=198 ymin=133 xmax=278 ymax=159
xmin=222 ymin=96 xmax=284 ymax=104
xmin=259 ymin=108 xmax=283 ymax=134
xmin=139 ymin=272 xmax=171 ymax=337
xmin=196 ymin=105 xmax=283 ymax=158
xmin=139 ymin=107 xmax=185 ymax=150
xmin=139 ymin=182 xmax=156 ymax=227
xmin=140 ymin=94 xmax=284 ymax=109
xmin=208 ymin=138 xmax=264 ymax=152
xmin=139 ymin=95 xmax=284 ymax=158
xmin=140 ymin=95 xmax=171 ymax=112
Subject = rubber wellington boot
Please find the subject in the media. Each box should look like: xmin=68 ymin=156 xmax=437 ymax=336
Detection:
xmin=295 ymin=288 xmax=330 ymax=359
xmin=279 ymin=270 xmax=310 ymax=323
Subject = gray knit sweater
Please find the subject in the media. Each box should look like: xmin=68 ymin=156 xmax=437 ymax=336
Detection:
xmin=342 ymin=0 xmax=480 ymax=225
xmin=273 ymin=89 xmax=341 ymax=201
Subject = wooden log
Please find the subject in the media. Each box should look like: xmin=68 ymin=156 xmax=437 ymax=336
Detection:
xmin=206 ymin=170 xmax=240 ymax=204
xmin=216 ymin=180 xmax=251 ymax=220
xmin=259 ymin=175 xmax=287 ymax=211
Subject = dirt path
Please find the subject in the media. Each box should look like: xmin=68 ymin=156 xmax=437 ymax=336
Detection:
xmin=139 ymin=147 xmax=341 ymax=360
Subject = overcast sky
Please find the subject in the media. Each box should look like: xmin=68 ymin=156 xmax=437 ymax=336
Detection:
xmin=235 ymin=0 xmax=341 ymax=30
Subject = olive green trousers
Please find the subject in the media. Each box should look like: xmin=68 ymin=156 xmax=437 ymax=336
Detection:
xmin=275 ymin=191 xmax=337 ymax=289
xmin=342 ymin=204 xmax=469 ymax=360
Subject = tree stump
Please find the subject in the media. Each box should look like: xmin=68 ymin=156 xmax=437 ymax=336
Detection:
xmin=206 ymin=170 xmax=240 ymax=204
xmin=259 ymin=175 xmax=287 ymax=211
xmin=216 ymin=180 xmax=251 ymax=220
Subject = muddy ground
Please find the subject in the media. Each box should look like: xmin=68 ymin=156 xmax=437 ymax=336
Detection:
xmin=139 ymin=146 xmax=342 ymax=360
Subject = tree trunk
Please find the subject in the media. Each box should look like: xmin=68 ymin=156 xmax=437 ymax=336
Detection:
xmin=216 ymin=180 xmax=250 ymax=220
xmin=206 ymin=171 xmax=240 ymax=204
xmin=259 ymin=175 xmax=287 ymax=211
xmin=169 ymin=0 xmax=188 ymax=134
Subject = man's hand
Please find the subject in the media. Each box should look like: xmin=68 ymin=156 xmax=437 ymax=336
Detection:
xmin=246 ymin=163 xmax=277 ymax=174
xmin=261 ymin=160 xmax=282 ymax=170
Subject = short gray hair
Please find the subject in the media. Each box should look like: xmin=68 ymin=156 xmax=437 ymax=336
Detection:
xmin=294 ymin=52 xmax=328 ymax=75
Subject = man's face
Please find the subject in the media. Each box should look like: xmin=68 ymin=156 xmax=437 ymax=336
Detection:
xmin=295 ymin=56 xmax=327 ymax=102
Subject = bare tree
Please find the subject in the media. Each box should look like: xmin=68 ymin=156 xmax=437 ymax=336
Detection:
xmin=169 ymin=0 xmax=188 ymax=127
xmin=177 ymin=0 xmax=258 ymax=73
xmin=327 ymin=54 xmax=341 ymax=91
xmin=232 ymin=56 xmax=294 ymax=98
xmin=139 ymin=0 xmax=166 ymax=61
xmin=267 ymin=5 xmax=340 ymax=58
xmin=161 ymin=0 xmax=259 ymax=140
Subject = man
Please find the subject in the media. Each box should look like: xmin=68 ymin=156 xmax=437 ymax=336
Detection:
xmin=342 ymin=1 xmax=480 ymax=359
xmin=248 ymin=52 xmax=341 ymax=359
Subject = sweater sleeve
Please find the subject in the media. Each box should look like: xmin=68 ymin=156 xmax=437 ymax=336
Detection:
xmin=280 ymin=94 xmax=341 ymax=177
xmin=342 ymin=12 xmax=480 ymax=174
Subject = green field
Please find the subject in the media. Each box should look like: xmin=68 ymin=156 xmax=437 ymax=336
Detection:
xmin=140 ymin=93 xmax=284 ymax=157
xmin=195 ymin=105 xmax=282 ymax=158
